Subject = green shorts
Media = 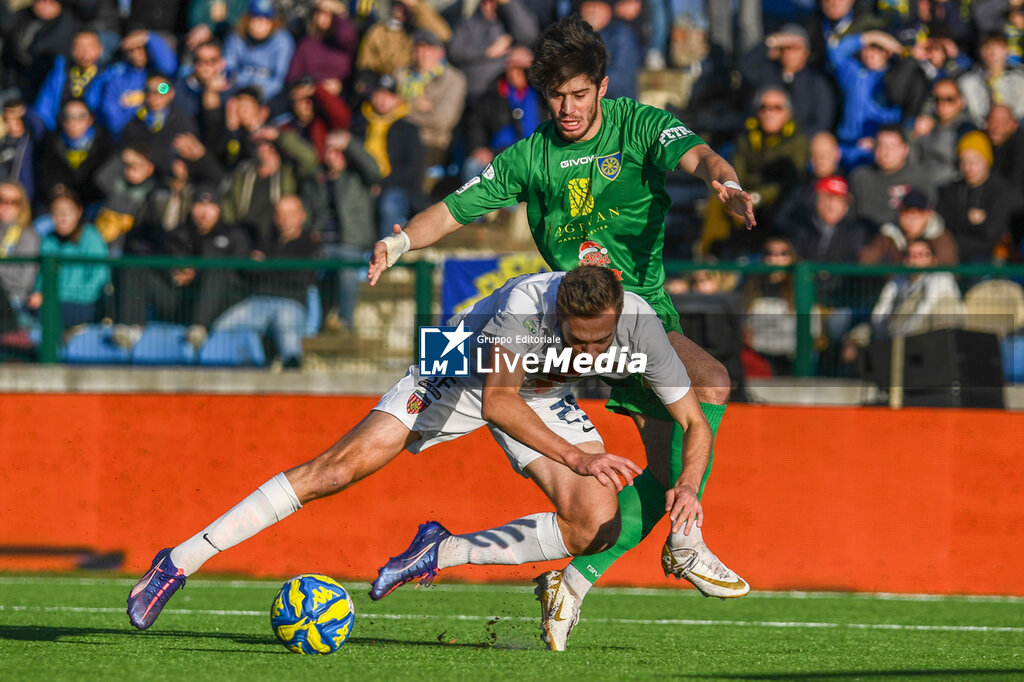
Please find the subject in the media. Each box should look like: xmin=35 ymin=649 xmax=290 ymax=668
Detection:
xmin=604 ymin=290 xmax=683 ymax=421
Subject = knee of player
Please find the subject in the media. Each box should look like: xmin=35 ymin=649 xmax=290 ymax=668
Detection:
xmin=561 ymin=511 xmax=620 ymax=555
xmin=692 ymin=357 xmax=731 ymax=405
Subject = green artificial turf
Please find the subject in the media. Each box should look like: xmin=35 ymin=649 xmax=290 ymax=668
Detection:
xmin=1 ymin=575 xmax=1022 ymax=681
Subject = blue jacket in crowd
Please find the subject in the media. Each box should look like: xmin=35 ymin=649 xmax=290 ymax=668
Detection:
xmin=829 ymin=34 xmax=902 ymax=166
xmin=224 ymin=30 xmax=295 ymax=101
xmin=33 ymin=56 xmax=110 ymax=132
xmin=98 ymin=35 xmax=178 ymax=137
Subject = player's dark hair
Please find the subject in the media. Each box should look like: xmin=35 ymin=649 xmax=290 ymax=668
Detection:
xmin=557 ymin=266 xmax=624 ymax=317
xmin=529 ymin=14 xmax=608 ymax=95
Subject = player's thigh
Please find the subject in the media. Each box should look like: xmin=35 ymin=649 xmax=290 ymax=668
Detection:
xmin=286 ymin=410 xmax=417 ymax=503
xmin=668 ymin=330 xmax=730 ymax=404
xmin=524 ymin=441 xmax=620 ymax=526
xmin=373 ymin=364 xmax=485 ymax=454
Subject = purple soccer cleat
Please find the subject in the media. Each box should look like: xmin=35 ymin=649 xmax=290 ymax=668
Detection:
xmin=369 ymin=521 xmax=451 ymax=601
xmin=127 ymin=548 xmax=186 ymax=630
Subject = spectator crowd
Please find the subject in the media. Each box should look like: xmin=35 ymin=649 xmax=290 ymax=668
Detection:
xmin=1 ymin=0 xmax=1023 ymax=372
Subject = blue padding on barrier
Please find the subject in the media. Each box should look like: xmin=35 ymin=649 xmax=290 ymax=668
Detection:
xmin=1001 ymin=335 xmax=1024 ymax=383
xmin=198 ymin=329 xmax=266 ymax=367
xmin=63 ymin=325 xmax=131 ymax=364
xmin=131 ymin=323 xmax=196 ymax=365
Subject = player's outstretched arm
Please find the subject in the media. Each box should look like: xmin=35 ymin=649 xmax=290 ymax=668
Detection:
xmin=678 ymin=144 xmax=757 ymax=230
xmin=662 ymin=390 xmax=713 ymax=535
xmin=480 ymin=344 xmax=643 ymax=490
xmin=368 ymin=201 xmax=465 ymax=285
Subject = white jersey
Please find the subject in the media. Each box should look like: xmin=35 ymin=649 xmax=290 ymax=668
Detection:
xmin=449 ymin=271 xmax=691 ymax=406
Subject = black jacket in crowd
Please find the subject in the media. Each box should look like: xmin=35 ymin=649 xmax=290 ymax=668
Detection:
xmin=120 ymin=106 xmax=201 ymax=181
xmin=937 ymin=172 xmax=1024 ymax=263
xmin=250 ymin=230 xmax=319 ymax=304
xmin=40 ymin=126 xmax=115 ymax=208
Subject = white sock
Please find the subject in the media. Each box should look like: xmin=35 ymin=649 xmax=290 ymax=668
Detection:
xmin=436 ymin=512 xmax=570 ymax=569
xmin=170 ymin=473 xmax=302 ymax=575
xmin=667 ymin=519 xmax=704 ymax=550
xmin=561 ymin=563 xmax=594 ymax=600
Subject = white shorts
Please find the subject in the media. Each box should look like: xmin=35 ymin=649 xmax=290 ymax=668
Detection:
xmin=373 ymin=365 xmax=603 ymax=477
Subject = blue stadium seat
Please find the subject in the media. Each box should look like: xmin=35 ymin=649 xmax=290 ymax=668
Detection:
xmin=198 ymin=329 xmax=266 ymax=367
xmin=131 ymin=323 xmax=196 ymax=365
xmin=1001 ymin=335 xmax=1024 ymax=383
xmin=63 ymin=325 xmax=131 ymax=364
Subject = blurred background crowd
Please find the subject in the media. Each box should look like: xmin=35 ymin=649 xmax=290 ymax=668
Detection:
xmin=1 ymin=0 xmax=1023 ymax=381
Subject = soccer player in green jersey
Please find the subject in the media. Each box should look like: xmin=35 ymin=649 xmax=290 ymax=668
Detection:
xmin=368 ymin=14 xmax=756 ymax=650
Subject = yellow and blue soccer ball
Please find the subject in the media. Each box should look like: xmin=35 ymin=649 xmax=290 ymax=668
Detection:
xmin=270 ymin=574 xmax=355 ymax=654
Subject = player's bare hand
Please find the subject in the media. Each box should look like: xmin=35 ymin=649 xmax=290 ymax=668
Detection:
xmin=368 ymin=224 xmax=402 ymax=285
xmin=712 ymin=180 xmax=756 ymax=230
xmin=666 ymin=483 xmax=703 ymax=534
xmin=571 ymin=451 xmax=643 ymax=491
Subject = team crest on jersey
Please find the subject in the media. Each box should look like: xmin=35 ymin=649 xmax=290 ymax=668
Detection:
xmin=406 ymin=390 xmax=429 ymax=414
xmin=596 ymin=153 xmax=621 ymax=181
xmin=482 ymin=163 xmax=495 ymax=180
xmin=567 ymin=178 xmax=594 ymax=216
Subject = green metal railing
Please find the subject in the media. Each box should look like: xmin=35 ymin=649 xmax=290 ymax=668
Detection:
xmin=664 ymin=260 xmax=1024 ymax=377
xmin=5 ymin=254 xmax=1023 ymax=374
xmin=5 ymin=254 xmax=436 ymax=364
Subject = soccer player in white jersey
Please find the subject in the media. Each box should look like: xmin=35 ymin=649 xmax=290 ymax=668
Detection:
xmin=126 ymin=267 xmax=709 ymax=633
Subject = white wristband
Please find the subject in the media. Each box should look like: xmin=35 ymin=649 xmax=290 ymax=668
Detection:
xmin=381 ymin=230 xmax=411 ymax=267
xmin=723 ymin=180 xmax=743 ymax=192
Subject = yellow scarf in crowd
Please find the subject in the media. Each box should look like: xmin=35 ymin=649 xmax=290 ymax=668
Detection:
xmin=361 ymin=100 xmax=409 ymax=178
xmin=0 ymin=224 xmax=22 ymax=257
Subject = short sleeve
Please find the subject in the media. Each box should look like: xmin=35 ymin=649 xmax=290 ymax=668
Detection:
xmin=444 ymin=138 xmax=533 ymax=224
xmin=480 ymin=288 xmax=549 ymax=358
xmin=634 ymin=312 xmax=691 ymax=405
xmin=626 ymin=100 xmax=706 ymax=172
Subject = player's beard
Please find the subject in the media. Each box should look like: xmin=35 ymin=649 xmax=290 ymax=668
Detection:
xmin=555 ymin=99 xmax=600 ymax=143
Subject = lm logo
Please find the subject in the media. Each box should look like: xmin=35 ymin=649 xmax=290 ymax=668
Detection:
xmin=419 ymin=322 xmax=473 ymax=376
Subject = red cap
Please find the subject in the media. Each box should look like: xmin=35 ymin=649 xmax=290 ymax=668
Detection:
xmin=815 ymin=175 xmax=849 ymax=197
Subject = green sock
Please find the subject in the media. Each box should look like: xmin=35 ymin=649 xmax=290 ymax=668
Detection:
xmin=567 ymin=401 xmax=727 ymax=585
xmin=568 ymin=468 xmax=667 ymax=582
xmin=692 ymin=401 xmax=725 ymax=500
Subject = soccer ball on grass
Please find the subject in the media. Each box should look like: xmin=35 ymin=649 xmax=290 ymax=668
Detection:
xmin=270 ymin=574 xmax=355 ymax=654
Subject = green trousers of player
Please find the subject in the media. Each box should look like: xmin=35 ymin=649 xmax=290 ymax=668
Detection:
xmin=568 ymin=402 xmax=726 ymax=583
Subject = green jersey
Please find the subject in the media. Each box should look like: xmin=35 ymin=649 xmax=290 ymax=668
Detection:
xmin=444 ymin=97 xmax=706 ymax=303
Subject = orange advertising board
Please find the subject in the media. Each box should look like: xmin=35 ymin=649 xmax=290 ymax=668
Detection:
xmin=1 ymin=395 xmax=1021 ymax=595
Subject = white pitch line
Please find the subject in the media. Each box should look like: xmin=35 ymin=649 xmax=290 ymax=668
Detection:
xmin=1 ymin=604 xmax=1023 ymax=634
xmin=0 ymin=577 xmax=1022 ymax=604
